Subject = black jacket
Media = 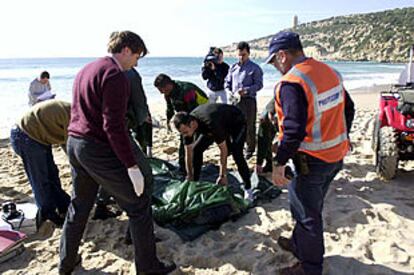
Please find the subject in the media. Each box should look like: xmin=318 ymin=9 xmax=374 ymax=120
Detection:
xmin=201 ymin=62 xmax=229 ymax=92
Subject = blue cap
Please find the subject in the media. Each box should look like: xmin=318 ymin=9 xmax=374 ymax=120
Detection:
xmin=264 ymin=31 xmax=303 ymax=64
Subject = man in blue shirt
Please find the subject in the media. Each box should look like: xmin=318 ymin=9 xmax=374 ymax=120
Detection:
xmin=225 ymin=41 xmax=263 ymax=159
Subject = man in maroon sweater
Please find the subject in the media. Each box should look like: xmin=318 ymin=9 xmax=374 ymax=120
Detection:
xmin=59 ymin=31 xmax=176 ymax=275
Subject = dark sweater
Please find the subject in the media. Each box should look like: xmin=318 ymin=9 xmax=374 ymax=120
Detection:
xmin=68 ymin=57 xmax=136 ymax=168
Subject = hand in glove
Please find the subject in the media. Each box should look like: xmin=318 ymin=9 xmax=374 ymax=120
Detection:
xmin=128 ymin=165 xmax=145 ymax=197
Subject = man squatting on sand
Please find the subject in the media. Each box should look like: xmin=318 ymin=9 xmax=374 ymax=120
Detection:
xmin=267 ymin=31 xmax=355 ymax=275
xmin=58 ymin=31 xmax=176 ymax=275
xmin=172 ymin=103 xmax=255 ymax=201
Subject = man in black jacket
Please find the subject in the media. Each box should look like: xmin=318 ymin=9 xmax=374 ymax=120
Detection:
xmin=172 ymin=104 xmax=255 ymax=202
xmin=201 ymin=47 xmax=230 ymax=104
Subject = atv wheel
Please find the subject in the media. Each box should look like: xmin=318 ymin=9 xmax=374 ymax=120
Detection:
xmin=376 ymin=126 xmax=399 ymax=180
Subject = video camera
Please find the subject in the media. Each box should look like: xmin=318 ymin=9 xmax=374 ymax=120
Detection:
xmin=203 ymin=47 xmax=219 ymax=67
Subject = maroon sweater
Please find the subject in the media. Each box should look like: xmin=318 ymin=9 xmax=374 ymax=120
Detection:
xmin=68 ymin=57 xmax=136 ymax=167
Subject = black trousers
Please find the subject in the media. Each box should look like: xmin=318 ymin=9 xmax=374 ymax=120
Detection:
xmin=134 ymin=121 xmax=153 ymax=150
xmin=192 ymin=127 xmax=251 ymax=189
xmin=236 ymin=97 xmax=257 ymax=154
xmin=59 ymin=136 xmax=161 ymax=273
xmin=257 ymin=118 xmax=277 ymax=167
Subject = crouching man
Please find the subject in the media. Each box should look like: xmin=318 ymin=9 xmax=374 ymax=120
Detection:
xmin=172 ymin=103 xmax=255 ymax=201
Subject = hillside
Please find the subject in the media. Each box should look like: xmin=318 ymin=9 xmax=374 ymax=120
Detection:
xmin=222 ymin=7 xmax=414 ymax=62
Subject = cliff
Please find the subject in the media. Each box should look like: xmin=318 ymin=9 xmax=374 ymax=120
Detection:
xmin=222 ymin=7 xmax=414 ymax=62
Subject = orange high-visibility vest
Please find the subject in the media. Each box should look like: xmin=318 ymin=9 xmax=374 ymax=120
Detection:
xmin=275 ymin=58 xmax=350 ymax=163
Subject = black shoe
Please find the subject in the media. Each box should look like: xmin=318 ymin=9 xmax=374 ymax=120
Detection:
xmin=277 ymin=236 xmax=295 ymax=254
xmin=138 ymin=261 xmax=177 ymax=275
xmin=279 ymin=262 xmax=305 ymax=275
xmin=92 ymin=205 xmax=122 ymax=220
xmin=58 ymin=254 xmax=82 ymax=275
xmin=48 ymin=215 xmax=65 ymax=227
xmin=35 ymin=210 xmax=44 ymax=231
xmin=37 ymin=210 xmax=64 ymax=228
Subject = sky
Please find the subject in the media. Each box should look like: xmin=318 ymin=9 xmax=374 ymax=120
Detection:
xmin=0 ymin=0 xmax=413 ymax=58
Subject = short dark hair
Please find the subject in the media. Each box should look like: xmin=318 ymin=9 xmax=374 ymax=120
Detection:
xmin=173 ymin=112 xmax=194 ymax=129
xmin=154 ymin=73 xmax=173 ymax=88
xmin=237 ymin=41 xmax=250 ymax=53
xmin=213 ymin=47 xmax=223 ymax=55
xmin=40 ymin=71 xmax=50 ymax=79
xmin=107 ymin=31 xmax=148 ymax=57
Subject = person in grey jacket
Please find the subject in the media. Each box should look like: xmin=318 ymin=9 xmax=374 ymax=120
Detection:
xmin=28 ymin=71 xmax=55 ymax=106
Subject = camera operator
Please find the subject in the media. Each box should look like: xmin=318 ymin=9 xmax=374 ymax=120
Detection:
xmin=201 ymin=47 xmax=230 ymax=104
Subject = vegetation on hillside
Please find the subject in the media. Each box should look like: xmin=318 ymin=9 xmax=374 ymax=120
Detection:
xmin=222 ymin=7 xmax=414 ymax=62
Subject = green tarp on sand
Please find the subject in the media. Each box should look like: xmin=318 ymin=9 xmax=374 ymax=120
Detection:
xmin=149 ymin=158 xmax=281 ymax=241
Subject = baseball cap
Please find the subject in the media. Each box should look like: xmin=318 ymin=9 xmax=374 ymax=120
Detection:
xmin=264 ymin=31 xmax=303 ymax=64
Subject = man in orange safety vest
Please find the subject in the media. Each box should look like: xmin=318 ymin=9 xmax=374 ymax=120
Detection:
xmin=265 ymin=31 xmax=355 ymax=275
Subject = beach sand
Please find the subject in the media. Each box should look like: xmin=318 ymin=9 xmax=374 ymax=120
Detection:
xmin=1 ymin=87 xmax=414 ymax=275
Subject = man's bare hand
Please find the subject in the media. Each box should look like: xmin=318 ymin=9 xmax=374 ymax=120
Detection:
xmin=272 ymin=165 xmax=290 ymax=187
xmin=238 ymin=89 xmax=247 ymax=96
xmin=216 ymin=175 xmax=228 ymax=185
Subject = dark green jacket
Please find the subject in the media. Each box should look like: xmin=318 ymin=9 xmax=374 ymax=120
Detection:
xmin=165 ymin=80 xmax=208 ymax=121
xmin=126 ymin=68 xmax=150 ymax=130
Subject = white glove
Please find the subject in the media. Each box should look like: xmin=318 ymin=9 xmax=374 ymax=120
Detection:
xmin=127 ymin=166 xmax=145 ymax=197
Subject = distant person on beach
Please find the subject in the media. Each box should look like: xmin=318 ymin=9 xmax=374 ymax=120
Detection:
xmin=201 ymin=47 xmax=230 ymax=104
xmin=172 ymin=104 xmax=255 ymax=202
xmin=28 ymin=71 xmax=55 ymax=106
xmin=265 ymin=31 xmax=355 ymax=275
xmin=59 ymin=31 xmax=175 ymax=275
xmin=10 ymin=100 xmax=71 ymax=227
xmin=225 ymin=41 xmax=263 ymax=160
xmin=154 ymin=73 xmax=208 ymax=172
xmin=127 ymin=68 xmax=153 ymax=157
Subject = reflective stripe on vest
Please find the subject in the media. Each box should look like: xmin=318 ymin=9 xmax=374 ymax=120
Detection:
xmin=288 ymin=67 xmax=348 ymax=151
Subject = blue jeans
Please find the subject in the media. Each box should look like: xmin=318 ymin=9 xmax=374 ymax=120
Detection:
xmin=10 ymin=126 xmax=70 ymax=221
xmin=288 ymin=154 xmax=343 ymax=275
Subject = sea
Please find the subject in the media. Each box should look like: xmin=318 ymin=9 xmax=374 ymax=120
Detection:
xmin=0 ymin=57 xmax=406 ymax=138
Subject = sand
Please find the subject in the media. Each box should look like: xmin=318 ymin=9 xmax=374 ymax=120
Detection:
xmin=1 ymin=87 xmax=414 ymax=275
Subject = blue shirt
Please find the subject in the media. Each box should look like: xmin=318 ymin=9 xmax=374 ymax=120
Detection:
xmin=225 ymin=59 xmax=263 ymax=98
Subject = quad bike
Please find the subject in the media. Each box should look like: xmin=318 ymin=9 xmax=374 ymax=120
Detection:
xmin=372 ymin=45 xmax=414 ymax=179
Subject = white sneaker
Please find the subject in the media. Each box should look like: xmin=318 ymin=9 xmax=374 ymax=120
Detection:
xmin=244 ymin=188 xmax=255 ymax=203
